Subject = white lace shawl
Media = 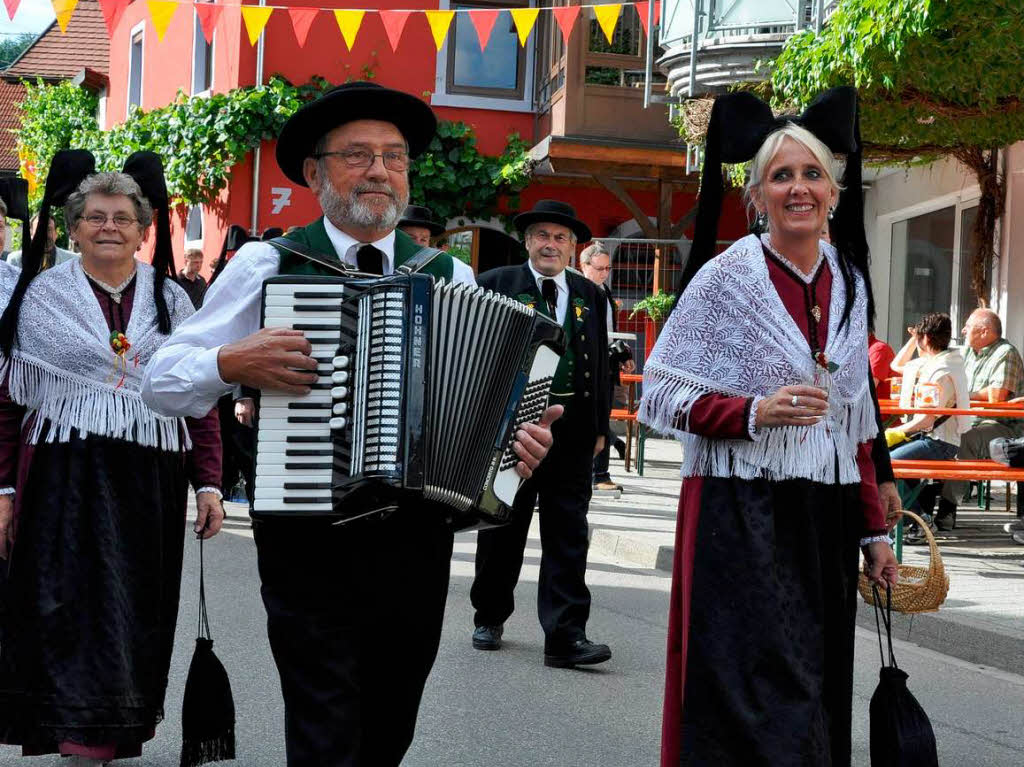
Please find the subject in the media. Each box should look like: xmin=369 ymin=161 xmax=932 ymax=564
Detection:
xmin=638 ymin=234 xmax=877 ymax=484
xmin=0 ymin=258 xmax=195 ymax=450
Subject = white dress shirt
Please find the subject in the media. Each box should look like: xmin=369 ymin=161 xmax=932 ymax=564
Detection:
xmin=526 ymin=261 xmax=569 ymax=325
xmin=141 ymin=217 xmax=475 ymax=418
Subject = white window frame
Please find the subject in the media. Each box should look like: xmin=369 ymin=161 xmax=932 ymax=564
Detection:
xmin=126 ymin=21 xmax=145 ymax=116
xmin=876 ymin=186 xmax=983 ymax=345
xmin=191 ymin=4 xmax=215 ymax=97
xmin=430 ymin=0 xmax=537 ymax=113
xmin=184 ymin=204 xmax=204 ymax=250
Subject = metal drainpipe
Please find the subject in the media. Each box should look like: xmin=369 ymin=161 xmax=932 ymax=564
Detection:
xmin=643 ymin=0 xmax=655 ymax=108
xmin=687 ymin=0 xmax=701 ymax=97
xmin=250 ymin=0 xmax=267 ymax=236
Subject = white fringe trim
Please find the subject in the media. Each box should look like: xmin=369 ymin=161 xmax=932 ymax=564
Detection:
xmin=7 ymin=354 xmax=190 ymax=451
xmin=639 ymin=361 xmax=878 ymax=484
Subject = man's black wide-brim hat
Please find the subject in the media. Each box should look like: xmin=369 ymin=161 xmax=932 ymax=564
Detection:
xmin=398 ymin=204 xmax=445 ymax=236
xmin=276 ymin=81 xmax=438 ymax=187
xmin=513 ymin=199 xmax=591 ymax=243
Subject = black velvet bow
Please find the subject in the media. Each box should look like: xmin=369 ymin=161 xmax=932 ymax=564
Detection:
xmin=714 ymin=86 xmax=859 ymax=164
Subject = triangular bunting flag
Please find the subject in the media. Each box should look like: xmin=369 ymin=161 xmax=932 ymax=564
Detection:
xmin=636 ymin=1 xmax=661 ymax=36
xmin=379 ymin=9 xmax=411 ymax=52
xmin=509 ymin=7 xmax=539 ymax=47
xmin=593 ymin=4 xmax=621 ymax=45
xmin=146 ymin=0 xmax=178 ymax=42
xmin=97 ymin=0 xmax=129 ymax=36
xmin=288 ymin=7 xmax=318 ymax=48
xmin=195 ymin=2 xmax=222 ymax=44
xmin=241 ymin=5 xmax=273 ymax=46
xmin=551 ymin=5 xmax=579 ymax=47
xmin=468 ymin=8 xmax=499 ymax=51
xmin=333 ymin=9 xmax=364 ymax=51
xmin=424 ymin=10 xmax=454 ymax=52
xmin=3 ymin=0 xmax=20 ymax=22
xmin=51 ymin=0 xmax=77 ymax=33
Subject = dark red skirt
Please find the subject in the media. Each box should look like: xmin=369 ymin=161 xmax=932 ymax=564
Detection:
xmin=0 ymin=428 xmax=187 ymax=757
xmin=662 ymin=476 xmax=862 ymax=767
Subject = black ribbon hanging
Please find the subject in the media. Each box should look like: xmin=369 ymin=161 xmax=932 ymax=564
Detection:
xmin=0 ymin=177 xmax=31 ymax=256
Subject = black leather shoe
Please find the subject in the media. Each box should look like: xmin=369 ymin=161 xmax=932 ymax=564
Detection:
xmin=472 ymin=625 xmax=503 ymax=651
xmin=933 ymin=499 xmax=957 ymax=531
xmin=544 ymin=638 xmax=611 ymax=668
xmin=613 ymin=438 xmax=626 ymax=461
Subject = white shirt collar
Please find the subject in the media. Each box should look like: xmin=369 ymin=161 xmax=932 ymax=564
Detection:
xmin=526 ymin=260 xmax=568 ymax=294
xmin=323 ymin=216 xmax=397 ymax=273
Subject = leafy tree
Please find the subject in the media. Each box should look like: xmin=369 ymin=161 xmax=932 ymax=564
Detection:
xmin=0 ymin=32 xmax=36 ymax=69
xmin=769 ymin=0 xmax=1024 ymax=301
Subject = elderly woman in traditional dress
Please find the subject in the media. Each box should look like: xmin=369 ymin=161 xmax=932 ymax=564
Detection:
xmin=0 ymin=151 xmax=223 ymax=766
xmin=640 ymin=89 xmax=899 ymax=766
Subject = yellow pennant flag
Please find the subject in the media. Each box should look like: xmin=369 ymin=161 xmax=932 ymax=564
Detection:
xmin=424 ymin=10 xmax=454 ymax=52
xmin=509 ymin=7 xmax=540 ymax=47
xmin=241 ymin=5 xmax=273 ymax=46
xmin=333 ymin=9 xmax=365 ymax=51
xmin=146 ymin=0 xmax=177 ymax=42
xmin=51 ymin=0 xmax=78 ymax=33
xmin=593 ymin=4 xmax=622 ymax=45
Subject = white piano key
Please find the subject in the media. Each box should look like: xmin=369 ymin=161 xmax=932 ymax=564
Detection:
xmin=253 ymin=500 xmax=334 ymax=513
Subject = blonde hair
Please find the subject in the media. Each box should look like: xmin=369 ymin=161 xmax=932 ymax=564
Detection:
xmin=184 ymin=247 xmax=204 ymax=260
xmin=745 ymin=123 xmax=841 ymax=226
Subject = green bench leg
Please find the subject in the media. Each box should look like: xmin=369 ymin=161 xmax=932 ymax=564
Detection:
xmin=637 ymin=425 xmax=646 ymax=477
xmin=893 ymin=479 xmax=927 ymax=565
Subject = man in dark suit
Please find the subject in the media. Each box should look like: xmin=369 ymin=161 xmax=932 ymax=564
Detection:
xmin=470 ymin=199 xmax=612 ymax=668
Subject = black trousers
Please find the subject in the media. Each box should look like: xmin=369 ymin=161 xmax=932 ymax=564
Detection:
xmin=253 ymin=509 xmax=454 ymax=767
xmin=471 ymin=418 xmax=594 ymax=649
xmin=593 ymin=377 xmax=616 ymax=482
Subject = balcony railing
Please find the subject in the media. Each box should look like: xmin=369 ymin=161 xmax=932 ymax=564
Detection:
xmin=534 ymin=2 xmax=678 ymax=144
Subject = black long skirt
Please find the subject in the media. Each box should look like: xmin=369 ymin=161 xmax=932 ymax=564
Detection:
xmin=0 ymin=429 xmax=188 ymax=752
xmin=677 ymin=476 xmax=862 ymax=767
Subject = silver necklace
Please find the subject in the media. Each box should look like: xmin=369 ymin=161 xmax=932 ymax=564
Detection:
xmin=82 ymin=265 xmax=137 ymax=303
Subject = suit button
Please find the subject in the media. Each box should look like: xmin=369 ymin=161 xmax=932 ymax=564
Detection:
xmin=583 ymin=354 xmax=589 ymax=360
xmin=585 ymin=372 xmax=591 ymax=379
xmin=584 ymin=392 xmax=590 ymax=397
xmin=581 ymin=335 xmax=586 ymax=341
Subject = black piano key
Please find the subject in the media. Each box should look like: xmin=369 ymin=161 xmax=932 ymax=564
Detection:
xmin=283 ymin=496 xmax=332 ymax=504
xmin=286 ymin=435 xmax=331 ymax=443
xmin=285 ymin=463 xmax=333 ymax=471
xmin=288 ymin=416 xmax=331 ymax=424
xmin=283 ymin=482 xmax=333 ymax=490
xmin=288 ymin=402 xmax=330 ymax=410
xmin=291 ymin=304 xmax=342 ymax=312
xmin=295 ymin=292 xmax=345 ymax=299
xmin=286 ymin=449 xmax=333 ymax=456
xmin=294 ymin=324 xmax=336 ymax=331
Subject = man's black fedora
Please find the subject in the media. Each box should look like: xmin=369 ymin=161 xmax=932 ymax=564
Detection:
xmin=276 ymin=81 xmax=437 ymax=187
xmin=513 ymin=199 xmax=591 ymax=243
xmin=398 ymin=204 xmax=445 ymax=236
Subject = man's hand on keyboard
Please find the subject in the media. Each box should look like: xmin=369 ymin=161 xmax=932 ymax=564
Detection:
xmin=511 ymin=404 xmax=564 ymax=480
xmin=217 ymin=328 xmax=319 ymax=394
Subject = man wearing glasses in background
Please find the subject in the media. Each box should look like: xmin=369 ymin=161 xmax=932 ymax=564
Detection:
xmin=141 ymin=83 xmax=560 ymax=767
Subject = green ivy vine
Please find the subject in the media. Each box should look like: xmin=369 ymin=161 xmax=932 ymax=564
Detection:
xmin=15 ymin=75 xmax=533 ymax=224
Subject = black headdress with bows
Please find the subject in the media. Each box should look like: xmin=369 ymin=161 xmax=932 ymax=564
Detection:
xmin=122 ymin=151 xmax=176 ymax=335
xmin=0 ymin=177 xmax=31 ymax=256
xmin=677 ymin=86 xmax=873 ymax=330
xmin=0 ymin=149 xmax=96 ymax=355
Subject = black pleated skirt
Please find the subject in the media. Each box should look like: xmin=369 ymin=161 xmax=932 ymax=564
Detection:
xmin=679 ymin=476 xmax=862 ymax=767
xmin=0 ymin=429 xmax=188 ymax=752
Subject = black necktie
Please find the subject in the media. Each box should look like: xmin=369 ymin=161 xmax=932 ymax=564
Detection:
xmin=541 ymin=278 xmax=558 ymax=319
xmin=356 ymin=244 xmax=384 ymax=275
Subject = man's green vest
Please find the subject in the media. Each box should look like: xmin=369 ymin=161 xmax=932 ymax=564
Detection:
xmin=274 ymin=217 xmax=455 ymax=282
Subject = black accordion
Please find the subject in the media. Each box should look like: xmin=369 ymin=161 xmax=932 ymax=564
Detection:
xmin=252 ymin=273 xmax=565 ymax=529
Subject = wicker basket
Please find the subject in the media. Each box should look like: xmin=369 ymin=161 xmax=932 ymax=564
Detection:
xmin=858 ymin=510 xmax=949 ymax=614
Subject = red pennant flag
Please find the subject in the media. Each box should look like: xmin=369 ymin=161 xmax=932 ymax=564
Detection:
xmin=97 ymin=0 xmax=129 ymax=35
xmin=4 ymin=0 xmax=20 ymax=21
xmin=636 ymin=1 xmax=661 ymax=37
xmin=468 ymin=8 xmax=499 ymax=51
xmin=195 ymin=2 xmax=222 ymax=43
xmin=552 ymin=5 xmax=580 ymax=47
xmin=288 ymin=6 xmax=318 ymax=47
xmin=379 ymin=9 xmax=411 ymax=52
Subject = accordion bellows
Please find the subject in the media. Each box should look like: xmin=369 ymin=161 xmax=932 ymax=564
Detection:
xmin=253 ymin=274 xmax=565 ymax=530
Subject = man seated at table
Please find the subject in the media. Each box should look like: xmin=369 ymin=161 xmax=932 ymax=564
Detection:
xmin=938 ymin=309 xmax=1024 ymax=528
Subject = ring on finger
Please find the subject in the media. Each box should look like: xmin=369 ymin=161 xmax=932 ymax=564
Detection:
xmin=791 ymin=394 xmax=800 ymax=408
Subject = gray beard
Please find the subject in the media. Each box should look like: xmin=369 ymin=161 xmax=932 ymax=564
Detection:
xmin=318 ymin=181 xmax=407 ymax=234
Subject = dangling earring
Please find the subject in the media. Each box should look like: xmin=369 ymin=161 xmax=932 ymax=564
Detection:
xmin=756 ymin=211 xmax=767 ymax=229
xmin=827 ymin=205 xmax=836 ymax=220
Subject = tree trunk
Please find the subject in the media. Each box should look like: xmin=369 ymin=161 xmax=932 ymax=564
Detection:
xmin=953 ymin=146 xmax=1005 ymax=306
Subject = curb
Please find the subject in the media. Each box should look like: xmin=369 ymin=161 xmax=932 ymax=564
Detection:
xmin=589 ymin=528 xmax=675 ymax=572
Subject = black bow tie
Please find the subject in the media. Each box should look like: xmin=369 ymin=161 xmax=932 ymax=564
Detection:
xmin=356 ymin=244 xmax=384 ymax=275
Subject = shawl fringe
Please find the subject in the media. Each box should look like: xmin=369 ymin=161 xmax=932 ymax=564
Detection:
xmin=6 ymin=353 xmax=190 ymax=451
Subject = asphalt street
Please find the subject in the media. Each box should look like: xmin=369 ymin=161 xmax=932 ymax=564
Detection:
xmin=5 ymin=515 xmax=1024 ymax=766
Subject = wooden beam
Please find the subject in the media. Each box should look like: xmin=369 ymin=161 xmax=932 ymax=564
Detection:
xmin=658 ymin=179 xmax=673 ymax=241
xmin=669 ymin=206 xmax=699 ymax=240
xmin=593 ymin=173 xmax=658 ymax=240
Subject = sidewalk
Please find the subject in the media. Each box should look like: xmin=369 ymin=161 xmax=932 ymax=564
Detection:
xmin=587 ymin=437 xmax=1024 ymax=673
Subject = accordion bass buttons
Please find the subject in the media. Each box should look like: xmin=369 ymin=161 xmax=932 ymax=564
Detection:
xmin=333 ymin=355 xmax=350 ymax=368
xmin=332 ymin=386 xmax=349 ymax=398
xmin=332 ymin=371 xmax=350 ymax=384
xmin=333 ymin=402 xmax=348 ymax=415
xmin=330 ymin=417 xmax=347 ymax=430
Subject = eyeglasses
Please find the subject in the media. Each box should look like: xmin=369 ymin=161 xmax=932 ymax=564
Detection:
xmin=313 ymin=148 xmax=410 ymax=172
xmin=529 ymin=230 xmax=573 ymax=245
xmin=80 ymin=213 xmax=139 ymax=229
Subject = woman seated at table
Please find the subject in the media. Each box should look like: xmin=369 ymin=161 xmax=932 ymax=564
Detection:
xmin=886 ymin=312 xmax=970 ymax=541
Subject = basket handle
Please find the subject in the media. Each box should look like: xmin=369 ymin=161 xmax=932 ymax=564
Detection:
xmin=899 ymin=508 xmax=946 ymax=581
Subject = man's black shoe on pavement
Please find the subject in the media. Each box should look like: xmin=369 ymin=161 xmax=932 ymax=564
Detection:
xmin=472 ymin=625 xmax=503 ymax=651
xmin=544 ymin=638 xmax=612 ymax=668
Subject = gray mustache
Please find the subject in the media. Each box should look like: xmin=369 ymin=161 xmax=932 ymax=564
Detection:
xmin=353 ymin=185 xmax=396 ymax=199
